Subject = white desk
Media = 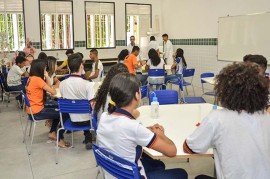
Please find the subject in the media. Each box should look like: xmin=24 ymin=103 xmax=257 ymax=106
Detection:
xmin=54 ymin=82 xmax=102 ymax=98
xmin=201 ymin=77 xmax=215 ymax=85
xmin=137 ymin=103 xmax=215 ymax=159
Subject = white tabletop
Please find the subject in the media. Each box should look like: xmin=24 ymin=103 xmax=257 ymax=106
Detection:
xmin=201 ymin=77 xmax=215 ymax=85
xmin=54 ymin=82 xmax=102 ymax=98
xmin=137 ymin=103 xmax=215 ymax=159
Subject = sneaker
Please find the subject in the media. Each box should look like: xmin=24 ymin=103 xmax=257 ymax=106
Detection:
xmin=85 ymin=142 xmax=92 ymax=150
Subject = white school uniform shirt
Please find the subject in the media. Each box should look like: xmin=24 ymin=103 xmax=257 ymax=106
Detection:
xmin=7 ymin=64 xmax=24 ymax=86
xmin=60 ymin=75 xmax=95 ymax=122
xmin=175 ymin=57 xmax=184 ymax=75
xmin=164 ymin=40 xmax=174 ymax=65
xmin=90 ymin=60 xmax=103 ymax=82
xmin=148 ymin=41 xmax=159 ymax=52
xmin=147 ymin=58 xmax=164 ymax=69
xmin=97 ymin=110 xmax=157 ymax=179
xmin=186 ymin=109 xmax=270 ymax=179
xmin=97 ymin=96 xmax=110 ymax=123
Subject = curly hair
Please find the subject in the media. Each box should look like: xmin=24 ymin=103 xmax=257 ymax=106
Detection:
xmin=215 ymin=62 xmax=269 ymax=114
xmin=94 ymin=63 xmax=129 ymax=113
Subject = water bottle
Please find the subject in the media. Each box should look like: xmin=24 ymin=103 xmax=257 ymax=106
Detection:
xmin=151 ymin=95 xmax=159 ymax=118
xmin=212 ymin=104 xmax=217 ymax=110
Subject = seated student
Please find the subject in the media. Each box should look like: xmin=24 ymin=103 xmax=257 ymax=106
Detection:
xmin=57 ymin=49 xmax=74 ymax=70
xmin=94 ymin=63 xmax=136 ymax=121
xmin=243 ymin=54 xmax=270 ymax=113
xmin=85 ymin=49 xmax=103 ymax=82
xmin=47 ymin=56 xmax=60 ymax=88
xmin=165 ymin=48 xmax=187 ymax=84
xmin=183 ymin=62 xmax=270 ymax=179
xmin=124 ymin=46 xmax=142 ymax=75
xmin=26 ymin=60 xmax=69 ymax=148
xmin=117 ymin=49 xmax=129 ymax=63
xmin=60 ymin=54 xmax=95 ymax=150
xmin=97 ymin=73 xmax=188 ymax=179
xmin=7 ymin=56 xmax=29 ymax=104
xmin=38 ymin=52 xmax=48 ymax=61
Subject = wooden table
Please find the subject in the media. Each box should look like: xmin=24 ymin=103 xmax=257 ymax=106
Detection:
xmin=137 ymin=103 xmax=215 ymax=159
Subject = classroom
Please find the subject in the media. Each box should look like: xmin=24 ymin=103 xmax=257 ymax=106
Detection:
xmin=0 ymin=0 xmax=269 ymax=178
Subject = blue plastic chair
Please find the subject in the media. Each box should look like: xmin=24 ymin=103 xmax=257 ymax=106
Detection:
xmin=140 ymin=85 xmax=148 ymax=99
xmin=92 ymin=144 xmax=140 ymax=179
xmin=21 ymin=92 xmax=48 ymax=155
xmin=200 ymin=73 xmax=217 ymax=104
xmin=91 ymin=111 xmax=98 ymax=134
xmin=148 ymin=69 xmax=165 ymax=90
xmin=182 ymin=68 xmax=195 ymax=96
xmin=56 ymin=99 xmax=93 ymax=164
xmin=149 ymin=90 xmax=178 ymax=105
xmin=22 ymin=77 xmax=29 ymax=87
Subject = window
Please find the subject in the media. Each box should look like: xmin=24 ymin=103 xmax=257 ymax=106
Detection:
xmin=0 ymin=0 xmax=25 ymax=51
xmin=39 ymin=0 xmax=74 ymax=50
xmin=85 ymin=2 xmax=115 ymax=49
xmin=125 ymin=4 xmax=152 ymax=46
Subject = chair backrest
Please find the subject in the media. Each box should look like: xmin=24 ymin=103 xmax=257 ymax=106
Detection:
xmin=21 ymin=92 xmax=30 ymax=107
xmin=92 ymin=144 xmax=140 ymax=179
xmin=140 ymin=85 xmax=148 ymax=99
xmin=149 ymin=90 xmax=178 ymax=105
xmin=91 ymin=111 xmax=98 ymax=134
xmin=200 ymin=73 xmax=214 ymax=84
xmin=184 ymin=97 xmax=206 ymax=104
xmin=0 ymin=73 xmax=9 ymax=92
xmin=57 ymin=99 xmax=92 ymax=114
xmin=183 ymin=68 xmax=195 ymax=78
xmin=148 ymin=69 xmax=165 ymax=77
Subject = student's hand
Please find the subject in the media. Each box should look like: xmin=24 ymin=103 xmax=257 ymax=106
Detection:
xmin=44 ymin=70 xmax=49 ymax=77
xmin=147 ymin=124 xmax=164 ymax=134
xmin=152 ymin=123 xmax=164 ymax=132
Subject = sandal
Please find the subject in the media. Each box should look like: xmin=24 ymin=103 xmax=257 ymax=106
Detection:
xmin=57 ymin=140 xmax=71 ymax=148
xmin=48 ymin=132 xmax=57 ymax=141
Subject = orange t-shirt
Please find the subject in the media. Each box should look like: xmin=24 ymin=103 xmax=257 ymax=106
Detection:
xmin=26 ymin=76 xmax=46 ymax=114
xmin=124 ymin=54 xmax=138 ymax=75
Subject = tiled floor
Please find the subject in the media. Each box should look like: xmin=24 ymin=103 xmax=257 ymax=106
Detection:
xmin=0 ymin=85 xmax=216 ymax=179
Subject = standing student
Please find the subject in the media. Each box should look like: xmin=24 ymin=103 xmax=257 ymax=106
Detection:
xmin=162 ymin=34 xmax=174 ymax=65
xmin=94 ymin=63 xmax=130 ymax=120
xmin=23 ymin=39 xmax=36 ymax=58
xmin=97 ymin=73 xmax=188 ymax=179
xmin=57 ymin=49 xmax=74 ymax=70
xmin=60 ymin=54 xmax=95 ymax=150
xmin=26 ymin=60 xmax=69 ymax=148
xmin=7 ymin=56 xmax=29 ymax=105
xmin=85 ymin=49 xmax=103 ymax=82
xmin=148 ymin=36 xmax=160 ymax=54
xmin=165 ymin=48 xmax=187 ymax=84
xmin=127 ymin=35 xmax=138 ymax=53
xmin=184 ymin=63 xmax=270 ymax=179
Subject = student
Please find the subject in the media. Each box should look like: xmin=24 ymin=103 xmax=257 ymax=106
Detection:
xmin=38 ymin=52 xmax=48 ymax=61
xmin=183 ymin=63 xmax=270 ymax=179
xmin=148 ymin=36 xmax=160 ymax=54
xmin=60 ymin=54 xmax=95 ymax=150
xmin=26 ymin=60 xmax=69 ymax=148
xmin=97 ymin=73 xmax=187 ymax=179
xmin=85 ymin=49 xmax=103 ymax=82
xmin=162 ymin=34 xmax=174 ymax=65
xmin=243 ymin=54 xmax=267 ymax=75
xmin=23 ymin=39 xmax=36 ymax=58
xmin=94 ymin=63 xmax=130 ymax=121
xmin=127 ymin=35 xmax=138 ymax=53
xmin=57 ymin=49 xmax=74 ymax=70
xmin=7 ymin=56 xmax=29 ymax=104
xmin=165 ymin=48 xmax=187 ymax=84
xmin=124 ymin=46 xmax=142 ymax=75
xmin=117 ymin=49 xmax=129 ymax=63
xmin=147 ymin=48 xmax=165 ymax=69
xmin=47 ymin=56 xmax=60 ymax=88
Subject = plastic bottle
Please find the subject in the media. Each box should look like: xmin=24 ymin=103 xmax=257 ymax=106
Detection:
xmin=151 ymin=94 xmax=159 ymax=118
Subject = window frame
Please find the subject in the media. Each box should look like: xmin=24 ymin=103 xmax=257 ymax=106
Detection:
xmin=84 ymin=1 xmax=116 ymax=49
xmin=0 ymin=0 xmax=26 ymax=52
xmin=125 ymin=3 xmax=152 ymax=46
xmin=38 ymin=0 xmax=74 ymax=51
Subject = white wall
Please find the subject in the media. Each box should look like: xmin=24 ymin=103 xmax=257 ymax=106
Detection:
xmin=160 ymin=0 xmax=270 ymax=87
xmin=23 ymin=0 xmax=163 ymax=60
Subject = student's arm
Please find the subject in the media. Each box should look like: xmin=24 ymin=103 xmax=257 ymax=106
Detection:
xmin=183 ymin=115 xmax=216 ymax=154
xmin=171 ymin=62 xmax=177 ymax=69
xmin=267 ymin=106 xmax=270 ymax=113
xmin=57 ymin=60 xmax=67 ymax=70
xmin=22 ymin=71 xmax=29 ymax=77
xmin=44 ymin=71 xmax=51 ymax=86
xmin=133 ymin=57 xmax=140 ymax=69
xmin=43 ymin=84 xmax=56 ymax=95
xmin=52 ymin=77 xmax=60 ymax=88
xmin=148 ymin=125 xmax=177 ymax=157
xmin=89 ymin=69 xmax=99 ymax=80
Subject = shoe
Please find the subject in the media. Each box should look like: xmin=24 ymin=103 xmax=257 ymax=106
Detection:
xmin=85 ymin=133 xmax=92 ymax=150
xmin=85 ymin=142 xmax=92 ymax=150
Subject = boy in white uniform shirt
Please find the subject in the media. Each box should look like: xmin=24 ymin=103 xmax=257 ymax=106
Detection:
xmin=147 ymin=36 xmax=160 ymax=53
xmin=60 ymin=54 xmax=95 ymax=150
xmin=85 ymin=49 xmax=103 ymax=82
xmin=184 ymin=63 xmax=270 ymax=179
xmin=162 ymin=34 xmax=174 ymax=65
xmin=7 ymin=56 xmax=29 ymax=105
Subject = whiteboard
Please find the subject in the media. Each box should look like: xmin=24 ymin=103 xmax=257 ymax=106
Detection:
xmin=218 ymin=12 xmax=270 ymax=62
